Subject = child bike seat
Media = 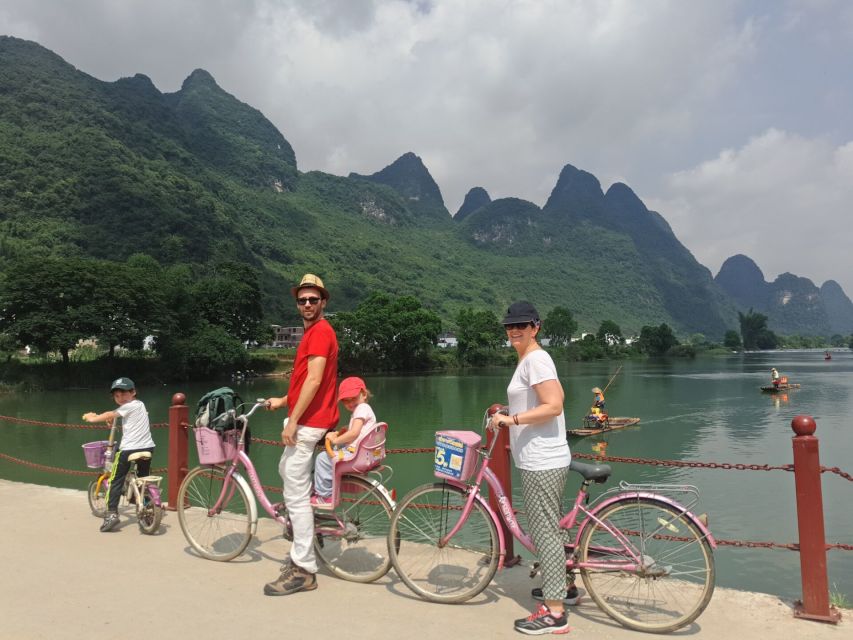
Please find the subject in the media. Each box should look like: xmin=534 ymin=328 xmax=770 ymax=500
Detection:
xmin=334 ymin=422 xmax=388 ymax=475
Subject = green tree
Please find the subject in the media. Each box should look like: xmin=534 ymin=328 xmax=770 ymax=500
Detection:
xmin=596 ymin=320 xmax=624 ymax=347
xmin=637 ymin=323 xmax=679 ymax=356
xmin=331 ymin=292 xmax=442 ymax=371
xmin=738 ymin=309 xmax=778 ymax=350
xmin=755 ymin=329 xmax=779 ymax=350
xmin=576 ymin=333 xmax=606 ymax=360
xmin=455 ymin=308 xmax=505 ymax=366
xmin=723 ymin=330 xmax=742 ymax=350
xmin=542 ymin=306 xmax=577 ymax=347
xmin=189 ymin=261 xmax=266 ymax=343
xmin=688 ymin=333 xmax=706 ymax=347
xmin=0 ymin=256 xmax=104 ymax=363
xmin=95 ymin=255 xmax=172 ymax=356
xmin=168 ymin=324 xmax=248 ymax=380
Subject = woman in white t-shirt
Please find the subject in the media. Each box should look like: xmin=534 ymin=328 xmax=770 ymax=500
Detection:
xmin=489 ymin=301 xmax=572 ymax=636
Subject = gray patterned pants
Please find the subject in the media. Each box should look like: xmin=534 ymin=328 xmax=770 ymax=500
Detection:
xmin=520 ymin=466 xmax=571 ymax=601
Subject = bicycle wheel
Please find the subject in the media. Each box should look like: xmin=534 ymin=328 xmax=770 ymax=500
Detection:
xmin=578 ymin=497 xmax=715 ymax=633
xmin=87 ymin=477 xmax=108 ymax=517
xmin=177 ymin=466 xmax=253 ymax=561
xmin=388 ymin=482 xmax=499 ymax=603
xmin=314 ymin=475 xmax=394 ymax=583
xmin=137 ymin=484 xmax=163 ymax=535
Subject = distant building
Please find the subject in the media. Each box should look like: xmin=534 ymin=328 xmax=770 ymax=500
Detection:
xmin=437 ymin=332 xmax=458 ymax=348
xmin=271 ymin=324 xmax=304 ymax=348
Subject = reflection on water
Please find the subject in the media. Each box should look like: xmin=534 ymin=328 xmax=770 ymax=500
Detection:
xmin=0 ymin=351 xmax=851 ymax=600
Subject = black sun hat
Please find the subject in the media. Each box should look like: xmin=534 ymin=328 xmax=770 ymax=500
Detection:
xmin=502 ymin=301 xmax=540 ymax=325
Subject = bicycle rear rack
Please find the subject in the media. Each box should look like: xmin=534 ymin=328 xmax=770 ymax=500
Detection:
xmin=596 ymin=482 xmax=701 ymax=511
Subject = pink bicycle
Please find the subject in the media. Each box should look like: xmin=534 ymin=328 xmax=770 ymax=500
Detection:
xmin=176 ymin=400 xmax=395 ymax=583
xmin=387 ymin=407 xmax=716 ymax=633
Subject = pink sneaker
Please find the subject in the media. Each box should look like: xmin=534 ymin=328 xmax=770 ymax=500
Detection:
xmin=310 ymin=494 xmax=332 ymax=508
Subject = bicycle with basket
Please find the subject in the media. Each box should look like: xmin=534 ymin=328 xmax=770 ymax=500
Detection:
xmin=82 ymin=419 xmax=164 ymax=534
xmin=387 ymin=404 xmax=716 ymax=633
xmin=176 ymin=394 xmax=396 ymax=583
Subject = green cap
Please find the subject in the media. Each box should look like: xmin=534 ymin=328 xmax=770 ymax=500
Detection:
xmin=110 ymin=377 xmax=135 ymax=391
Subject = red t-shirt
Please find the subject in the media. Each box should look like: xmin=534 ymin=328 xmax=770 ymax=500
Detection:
xmin=287 ymin=318 xmax=339 ymax=429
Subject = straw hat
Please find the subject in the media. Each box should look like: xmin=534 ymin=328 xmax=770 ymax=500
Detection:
xmin=291 ymin=273 xmax=330 ymax=300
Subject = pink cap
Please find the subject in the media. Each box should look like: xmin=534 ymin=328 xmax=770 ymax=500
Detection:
xmin=338 ymin=376 xmax=367 ymax=401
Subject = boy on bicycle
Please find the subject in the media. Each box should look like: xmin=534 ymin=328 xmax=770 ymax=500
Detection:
xmin=83 ymin=377 xmax=155 ymax=532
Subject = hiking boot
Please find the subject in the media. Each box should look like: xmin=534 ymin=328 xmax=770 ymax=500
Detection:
xmin=514 ymin=604 xmax=570 ymax=635
xmin=531 ymin=584 xmax=580 ymax=606
xmin=100 ymin=512 xmax=120 ymax=532
xmin=263 ymin=561 xmax=317 ymax=596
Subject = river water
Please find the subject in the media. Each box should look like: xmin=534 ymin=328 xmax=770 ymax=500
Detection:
xmin=1 ymin=350 xmax=850 ymax=600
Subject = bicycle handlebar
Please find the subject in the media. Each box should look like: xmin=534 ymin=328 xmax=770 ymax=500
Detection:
xmin=240 ymin=399 xmax=267 ymax=419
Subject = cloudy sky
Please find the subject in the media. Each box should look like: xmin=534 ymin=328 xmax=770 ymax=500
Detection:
xmin=3 ymin=0 xmax=853 ymax=295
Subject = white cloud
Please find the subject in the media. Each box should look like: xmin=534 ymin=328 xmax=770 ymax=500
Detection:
xmin=649 ymin=129 xmax=853 ymax=294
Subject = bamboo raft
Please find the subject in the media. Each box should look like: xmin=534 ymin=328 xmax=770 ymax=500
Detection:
xmin=567 ymin=417 xmax=641 ymax=437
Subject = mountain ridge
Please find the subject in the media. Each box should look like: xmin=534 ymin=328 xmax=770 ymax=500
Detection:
xmin=1 ymin=36 xmax=851 ymax=338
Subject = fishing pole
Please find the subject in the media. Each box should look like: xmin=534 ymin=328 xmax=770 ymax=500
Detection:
xmin=601 ymin=363 xmax=623 ymax=393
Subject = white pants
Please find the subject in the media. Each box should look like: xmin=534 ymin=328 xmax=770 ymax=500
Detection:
xmin=278 ymin=425 xmax=325 ymax=573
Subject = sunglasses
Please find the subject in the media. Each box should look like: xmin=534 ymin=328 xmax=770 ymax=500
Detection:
xmin=297 ymin=296 xmax=322 ymax=306
xmin=504 ymin=322 xmax=535 ymax=330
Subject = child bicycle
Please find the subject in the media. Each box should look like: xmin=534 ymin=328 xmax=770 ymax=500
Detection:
xmin=83 ymin=420 xmax=164 ymax=535
xmin=387 ymin=406 xmax=716 ymax=633
xmin=176 ymin=399 xmax=396 ymax=583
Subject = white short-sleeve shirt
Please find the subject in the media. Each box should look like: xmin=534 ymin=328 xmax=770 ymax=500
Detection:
xmin=344 ymin=402 xmax=377 ymax=458
xmin=506 ymin=350 xmax=571 ymax=471
xmin=115 ymin=399 xmax=155 ymax=450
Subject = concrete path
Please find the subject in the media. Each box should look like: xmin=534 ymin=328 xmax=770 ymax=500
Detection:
xmin=0 ymin=479 xmax=847 ymax=640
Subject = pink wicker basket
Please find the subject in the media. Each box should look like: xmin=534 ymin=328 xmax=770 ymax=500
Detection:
xmin=82 ymin=441 xmax=109 ymax=469
xmin=194 ymin=427 xmax=238 ymax=465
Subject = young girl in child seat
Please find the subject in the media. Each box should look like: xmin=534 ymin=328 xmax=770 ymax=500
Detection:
xmin=311 ymin=376 xmax=376 ymax=506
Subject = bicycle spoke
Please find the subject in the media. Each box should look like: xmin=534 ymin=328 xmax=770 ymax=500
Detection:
xmin=314 ymin=476 xmax=393 ymax=583
xmin=389 ymin=483 xmax=499 ymax=603
xmin=177 ymin=466 xmax=253 ymax=561
xmin=579 ymin=498 xmax=714 ymax=633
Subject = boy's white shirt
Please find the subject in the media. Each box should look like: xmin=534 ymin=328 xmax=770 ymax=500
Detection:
xmin=115 ymin=399 xmax=155 ymax=450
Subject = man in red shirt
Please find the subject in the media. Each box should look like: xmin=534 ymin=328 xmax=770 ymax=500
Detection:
xmin=264 ymin=273 xmax=339 ymax=596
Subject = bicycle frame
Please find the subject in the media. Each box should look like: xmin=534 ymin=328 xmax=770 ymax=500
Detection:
xmin=94 ymin=419 xmax=162 ymax=508
xmin=203 ymin=402 xmax=392 ymax=538
xmin=440 ymin=424 xmax=715 ymax=573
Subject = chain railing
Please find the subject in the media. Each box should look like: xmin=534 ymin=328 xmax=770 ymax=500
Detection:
xmin=2 ymin=412 xmax=850 ymax=544
xmin=2 ymin=396 xmax=847 ymax=622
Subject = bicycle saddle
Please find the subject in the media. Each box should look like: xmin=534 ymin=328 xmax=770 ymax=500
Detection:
xmin=569 ymin=459 xmax=611 ymax=483
xmin=128 ymin=452 xmax=152 ymax=462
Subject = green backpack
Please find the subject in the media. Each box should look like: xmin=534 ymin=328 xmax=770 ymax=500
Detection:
xmin=195 ymin=387 xmax=243 ymax=431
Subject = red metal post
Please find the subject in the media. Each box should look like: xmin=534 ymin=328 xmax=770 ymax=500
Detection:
xmin=486 ymin=425 xmax=521 ymax=566
xmin=166 ymin=393 xmax=189 ymax=512
xmin=790 ymin=415 xmax=841 ymax=623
